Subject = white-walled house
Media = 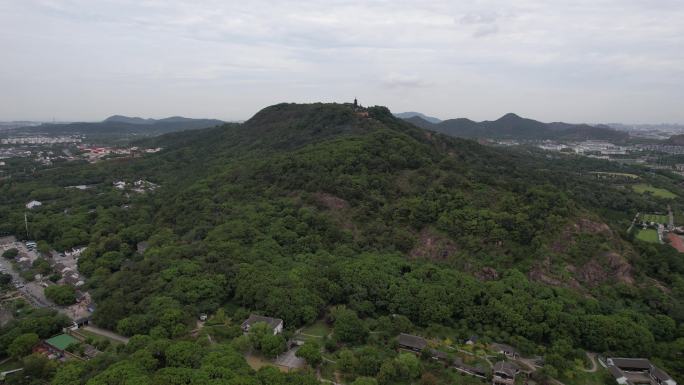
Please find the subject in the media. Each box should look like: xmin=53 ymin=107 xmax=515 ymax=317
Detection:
xmin=240 ymin=314 xmax=284 ymax=335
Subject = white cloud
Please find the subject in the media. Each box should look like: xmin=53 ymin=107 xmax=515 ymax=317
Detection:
xmin=0 ymin=0 xmax=683 ymax=123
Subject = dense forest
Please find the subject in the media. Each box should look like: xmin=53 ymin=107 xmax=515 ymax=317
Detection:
xmin=1 ymin=103 xmax=683 ymax=384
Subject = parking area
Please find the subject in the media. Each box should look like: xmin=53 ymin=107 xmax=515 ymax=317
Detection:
xmin=274 ymin=347 xmax=306 ymax=370
xmin=0 ymin=238 xmax=55 ymax=308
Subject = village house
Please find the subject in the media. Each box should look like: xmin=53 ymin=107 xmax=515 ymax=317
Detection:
xmin=490 ymin=342 xmax=520 ymax=359
xmin=241 ymin=314 xmax=284 ymax=335
xmin=136 ymin=241 xmax=149 ymax=254
xmin=397 ymin=333 xmax=427 ymax=353
xmin=492 ymin=361 xmax=519 ymax=385
xmin=429 ymin=349 xmax=450 ymax=364
xmin=62 ymin=271 xmax=84 ymax=287
xmin=65 ymin=246 xmax=87 ymax=258
xmin=25 ymin=200 xmax=42 ymax=209
xmin=42 ymin=333 xmax=79 ymax=358
xmin=606 ymin=358 xmax=677 ymax=385
xmin=452 ymin=357 xmax=487 ymax=379
xmin=465 ymin=335 xmax=479 ymax=345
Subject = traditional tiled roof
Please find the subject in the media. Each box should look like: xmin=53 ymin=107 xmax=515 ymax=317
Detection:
xmin=397 ymin=333 xmax=427 ymax=350
xmin=241 ymin=314 xmax=283 ymax=330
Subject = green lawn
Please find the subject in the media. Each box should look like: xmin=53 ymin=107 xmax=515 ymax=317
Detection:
xmin=642 ymin=214 xmax=669 ymax=224
xmin=633 ymin=184 xmax=677 ymax=199
xmin=591 ymin=171 xmax=639 ymax=179
xmin=320 ymin=361 xmax=336 ymax=382
xmin=636 ymin=228 xmax=659 ymax=243
xmin=298 ymin=321 xmax=330 ymax=339
xmin=0 ymin=359 xmax=22 ymax=371
xmin=560 ymin=367 xmax=612 ymax=385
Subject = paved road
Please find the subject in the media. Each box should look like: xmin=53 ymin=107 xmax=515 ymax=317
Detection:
xmin=274 ymin=346 xmax=305 ymax=369
xmin=82 ymin=325 xmax=129 ymax=344
xmin=627 ymin=212 xmax=639 ymax=233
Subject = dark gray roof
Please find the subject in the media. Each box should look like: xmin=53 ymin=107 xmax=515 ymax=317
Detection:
xmin=491 ymin=342 xmax=518 ymax=354
xmin=607 ymin=365 xmax=625 ymax=379
xmin=241 ymin=314 xmax=283 ymax=330
xmin=452 ymin=358 xmax=487 ymax=376
xmin=609 ymin=358 xmax=651 ymax=370
xmin=430 ymin=349 xmax=449 ymax=360
xmin=397 ymin=333 xmax=427 ymax=350
xmin=493 ymin=361 xmax=519 ymax=377
xmin=136 ymin=241 xmax=149 ymax=253
xmin=650 ymin=365 xmax=673 ymax=381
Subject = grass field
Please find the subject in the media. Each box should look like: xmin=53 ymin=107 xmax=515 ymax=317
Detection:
xmin=642 ymin=214 xmax=669 ymax=224
xmin=560 ymin=368 xmax=612 ymax=385
xmin=636 ymin=228 xmax=660 ymax=243
xmin=0 ymin=359 xmax=22 ymax=371
xmin=590 ymin=171 xmax=639 ymax=179
xmin=633 ymin=184 xmax=677 ymax=199
xmin=296 ymin=321 xmax=330 ymax=341
xmin=245 ymin=354 xmax=287 ymax=372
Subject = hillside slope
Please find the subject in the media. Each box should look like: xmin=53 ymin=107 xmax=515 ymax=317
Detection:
xmin=1 ymin=103 xmax=683 ymax=382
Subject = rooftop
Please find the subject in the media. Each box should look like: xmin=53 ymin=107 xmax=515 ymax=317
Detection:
xmin=241 ymin=314 xmax=283 ymax=330
xmin=493 ymin=361 xmax=519 ymax=377
xmin=491 ymin=342 xmax=519 ymax=354
xmin=607 ymin=357 xmax=676 ymax=385
xmin=397 ymin=333 xmax=427 ymax=350
xmin=45 ymin=334 xmax=78 ymax=351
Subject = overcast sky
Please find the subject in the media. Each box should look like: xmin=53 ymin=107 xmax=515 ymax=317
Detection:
xmin=1 ymin=0 xmax=683 ymax=123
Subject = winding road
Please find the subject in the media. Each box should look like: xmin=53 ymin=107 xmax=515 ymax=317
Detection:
xmin=582 ymin=352 xmax=598 ymax=373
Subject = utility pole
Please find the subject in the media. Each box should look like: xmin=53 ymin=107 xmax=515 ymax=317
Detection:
xmin=24 ymin=212 xmax=29 ymax=238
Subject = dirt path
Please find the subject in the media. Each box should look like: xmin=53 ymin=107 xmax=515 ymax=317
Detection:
xmin=582 ymin=352 xmax=598 ymax=373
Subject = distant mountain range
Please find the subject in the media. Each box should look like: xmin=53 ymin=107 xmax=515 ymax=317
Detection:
xmin=404 ymin=113 xmax=629 ymax=142
xmin=10 ymin=115 xmax=224 ymax=139
xmin=103 ymin=115 xmax=216 ymax=125
xmin=393 ymin=111 xmax=442 ymax=124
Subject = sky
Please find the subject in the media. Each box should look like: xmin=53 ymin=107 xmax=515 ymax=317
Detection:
xmin=1 ymin=0 xmax=683 ymax=123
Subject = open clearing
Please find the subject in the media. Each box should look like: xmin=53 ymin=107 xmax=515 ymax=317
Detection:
xmin=299 ymin=321 xmax=329 ymax=337
xmin=0 ymin=359 xmax=22 ymax=371
xmin=633 ymin=184 xmax=677 ymax=199
xmin=561 ymin=367 xmax=611 ymax=385
xmin=590 ymin=171 xmax=639 ymax=179
xmin=642 ymin=214 xmax=669 ymax=224
xmin=636 ymin=229 xmax=659 ymax=243
xmin=245 ymin=354 xmax=288 ymax=373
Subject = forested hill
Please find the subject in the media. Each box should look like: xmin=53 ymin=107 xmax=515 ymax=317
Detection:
xmin=2 ymin=102 xmax=684 ymax=383
xmin=405 ymin=112 xmax=629 ymax=142
xmin=6 ymin=115 xmax=224 ymax=141
xmin=665 ymin=134 xmax=684 ymax=146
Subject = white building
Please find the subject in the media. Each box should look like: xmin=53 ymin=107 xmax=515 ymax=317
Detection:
xmin=241 ymin=314 xmax=284 ymax=335
xmin=26 ymin=200 xmax=42 ymax=209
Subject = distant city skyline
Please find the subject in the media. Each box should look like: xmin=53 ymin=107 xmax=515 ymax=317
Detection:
xmin=1 ymin=0 xmax=684 ymax=124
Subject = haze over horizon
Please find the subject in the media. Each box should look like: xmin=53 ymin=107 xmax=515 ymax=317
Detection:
xmin=2 ymin=0 xmax=684 ymax=124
